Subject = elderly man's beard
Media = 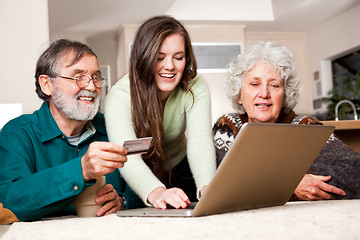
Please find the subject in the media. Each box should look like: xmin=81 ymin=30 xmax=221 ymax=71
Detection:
xmin=52 ymin=83 xmax=100 ymax=121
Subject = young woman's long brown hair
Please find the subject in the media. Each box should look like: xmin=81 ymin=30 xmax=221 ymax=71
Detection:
xmin=129 ymin=15 xmax=197 ymax=181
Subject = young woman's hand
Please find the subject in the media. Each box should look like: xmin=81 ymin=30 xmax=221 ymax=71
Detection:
xmin=200 ymin=185 xmax=208 ymax=197
xmin=147 ymin=187 xmax=191 ymax=209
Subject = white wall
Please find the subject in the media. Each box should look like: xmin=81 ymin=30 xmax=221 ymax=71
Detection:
xmin=309 ymin=4 xmax=360 ymax=115
xmin=87 ymin=34 xmax=119 ymax=113
xmin=0 ymin=0 xmax=49 ymax=114
xmin=115 ymin=24 xmax=139 ymax=81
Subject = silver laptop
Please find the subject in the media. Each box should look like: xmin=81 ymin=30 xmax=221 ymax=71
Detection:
xmin=116 ymin=123 xmax=334 ymax=217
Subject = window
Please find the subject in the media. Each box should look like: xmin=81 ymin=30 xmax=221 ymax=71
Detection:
xmin=192 ymin=43 xmax=241 ymax=73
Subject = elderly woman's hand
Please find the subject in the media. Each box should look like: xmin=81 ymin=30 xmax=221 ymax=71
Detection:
xmin=293 ymin=174 xmax=346 ymax=200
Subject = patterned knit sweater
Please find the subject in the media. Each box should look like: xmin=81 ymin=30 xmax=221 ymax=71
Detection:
xmin=212 ymin=111 xmax=360 ymax=199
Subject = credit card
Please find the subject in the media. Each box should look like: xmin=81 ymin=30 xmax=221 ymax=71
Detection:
xmin=123 ymin=137 xmax=153 ymax=155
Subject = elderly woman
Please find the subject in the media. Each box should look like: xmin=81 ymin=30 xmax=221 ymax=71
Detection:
xmin=213 ymin=41 xmax=360 ymax=200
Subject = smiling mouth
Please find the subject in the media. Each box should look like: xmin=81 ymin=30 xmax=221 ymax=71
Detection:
xmin=255 ymin=104 xmax=271 ymax=108
xmin=160 ymin=73 xmax=175 ymax=79
xmin=78 ymin=96 xmax=95 ymax=102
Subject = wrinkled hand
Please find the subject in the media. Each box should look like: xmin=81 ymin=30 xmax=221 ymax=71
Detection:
xmin=147 ymin=187 xmax=191 ymax=209
xmin=95 ymin=184 xmax=123 ymax=216
xmin=81 ymin=142 xmax=128 ymax=182
xmin=294 ymin=174 xmax=346 ymax=200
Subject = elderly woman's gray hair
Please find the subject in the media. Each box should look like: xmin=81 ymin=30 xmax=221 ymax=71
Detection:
xmin=225 ymin=41 xmax=299 ymax=114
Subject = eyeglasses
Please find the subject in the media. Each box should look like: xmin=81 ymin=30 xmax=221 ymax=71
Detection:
xmin=57 ymin=75 xmax=106 ymax=88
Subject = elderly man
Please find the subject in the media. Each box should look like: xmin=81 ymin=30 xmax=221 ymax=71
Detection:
xmin=0 ymin=39 xmax=142 ymax=221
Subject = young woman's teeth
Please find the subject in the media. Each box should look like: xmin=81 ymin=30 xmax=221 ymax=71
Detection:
xmin=161 ymin=74 xmax=175 ymax=78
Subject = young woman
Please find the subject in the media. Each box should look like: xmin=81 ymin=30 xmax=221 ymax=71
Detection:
xmin=105 ymin=16 xmax=216 ymax=209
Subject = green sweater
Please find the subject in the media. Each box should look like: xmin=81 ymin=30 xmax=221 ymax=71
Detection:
xmin=0 ymin=103 xmax=142 ymax=221
xmin=105 ymin=75 xmax=216 ymax=204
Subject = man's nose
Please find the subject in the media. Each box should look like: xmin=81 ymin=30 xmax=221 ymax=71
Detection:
xmin=84 ymin=79 xmax=97 ymax=92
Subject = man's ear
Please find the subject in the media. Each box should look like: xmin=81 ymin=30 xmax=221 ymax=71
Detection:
xmin=39 ymin=75 xmax=54 ymax=96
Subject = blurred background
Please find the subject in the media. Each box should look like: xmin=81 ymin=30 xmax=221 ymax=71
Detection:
xmin=1 ymin=0 xmax=359 ymax=125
